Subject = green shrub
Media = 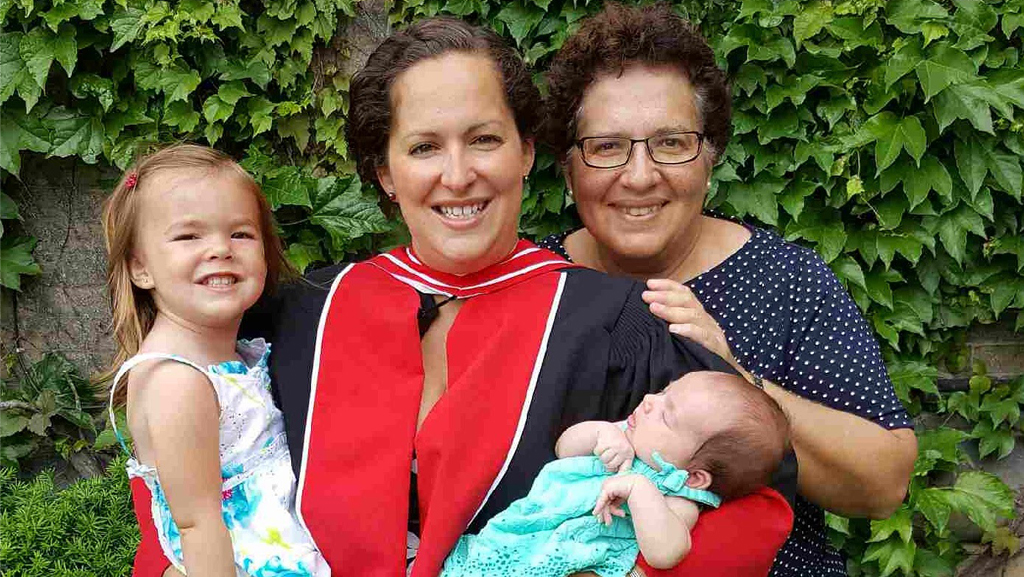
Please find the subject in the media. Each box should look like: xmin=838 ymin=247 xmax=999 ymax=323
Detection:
xmin=0 ymin=459 xmax=138 ymax=576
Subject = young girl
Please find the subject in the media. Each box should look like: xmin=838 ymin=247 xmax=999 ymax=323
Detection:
xmin=102 ymin=144 xmax=329 ymax=577
xmin=441 ymin=371 xmax=790 ymax=576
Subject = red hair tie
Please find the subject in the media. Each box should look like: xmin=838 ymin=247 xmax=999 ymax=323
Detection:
xmin=124 ymin=171 xmax=138 ymax=190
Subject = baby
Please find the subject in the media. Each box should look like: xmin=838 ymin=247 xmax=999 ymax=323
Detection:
xmin=442 ymin=371 xmax=790 ymax=576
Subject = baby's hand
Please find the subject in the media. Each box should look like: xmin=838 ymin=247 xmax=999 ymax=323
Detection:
xmin=594 ymin=422 xmax=635 ymax=473
xmin=593 ymin=474 xmax=643 ymax=526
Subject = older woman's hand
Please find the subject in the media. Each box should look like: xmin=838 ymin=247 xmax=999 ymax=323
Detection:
xmin=642 ymin=279 xmax=740 ymax=372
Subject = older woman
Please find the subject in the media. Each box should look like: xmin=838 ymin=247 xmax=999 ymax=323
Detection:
xmin=130 ymin=16 xmax=793 ymax=577
xmin=537 ymin=3 xmax=918 ymax=576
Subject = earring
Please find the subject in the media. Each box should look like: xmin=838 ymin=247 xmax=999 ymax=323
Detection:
xmin=385 ymin=191 xmax=396 ymax=202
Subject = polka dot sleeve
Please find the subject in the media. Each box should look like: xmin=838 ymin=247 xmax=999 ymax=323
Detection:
xmin=778 ymin=247 xmax=912 ymax=430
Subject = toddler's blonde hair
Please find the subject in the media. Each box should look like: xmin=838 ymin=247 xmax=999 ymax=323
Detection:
xmin=99 ymin=144 xmax=293 ymax=404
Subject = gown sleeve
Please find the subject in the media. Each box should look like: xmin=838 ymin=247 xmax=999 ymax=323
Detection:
xmin=601 ymin=282 xmax=795 ymax=577
xmin=129 ymin=479 xmax=171 ymax=576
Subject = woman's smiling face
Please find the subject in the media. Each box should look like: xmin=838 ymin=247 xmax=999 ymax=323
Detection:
xmin=377 ymin=51 xmax=535 ymax=275
xmin=565 ymin=64 xmax=713 ymax=265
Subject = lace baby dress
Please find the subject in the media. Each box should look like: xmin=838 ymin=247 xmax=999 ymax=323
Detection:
xmin=441 ymin=453 xmax=720 ymax=577
xmin=108 ymin=339 xmax=330 ymax=577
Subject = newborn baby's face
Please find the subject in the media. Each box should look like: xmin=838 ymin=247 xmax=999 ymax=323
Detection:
xmin=624 ymin=373 xmax=731 ymax=470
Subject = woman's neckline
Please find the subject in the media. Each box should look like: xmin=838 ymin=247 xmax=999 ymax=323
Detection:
xmin=561 ymin=216 xmax=757 ymax=284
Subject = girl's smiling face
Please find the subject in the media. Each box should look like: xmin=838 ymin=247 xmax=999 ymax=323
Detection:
xmin=129 ymin=169 xmax=267 ymax=330
xmin=376 ymin=52 xmax=535 ymax=275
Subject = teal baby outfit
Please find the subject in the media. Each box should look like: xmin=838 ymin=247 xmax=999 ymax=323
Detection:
xmin=441 ymin=453 xmax=721 ymax=577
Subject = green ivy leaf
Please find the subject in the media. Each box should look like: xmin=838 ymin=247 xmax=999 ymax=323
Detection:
xmin=162 ymin=100 xmax=201 ymax=132
xmin=163 ymin=67 xmax=202 ymax=103
xmin=748 ymin=34 xmax=797 ymax=68
xmin=875 ymin=193 xmax=909 ymax=230
xmin=885 ymin=38 xmax=924 ymax=88
xmin=204 ymin=122 xmax=223 ymax=146
xmin=210 ymin=1 xmax=244 ymax=30
xmin=496 ymin=1 xmax=543 ymax=46
xmin=69 ymin=73 xmax=114 ymax=111
xmin=987 ymin=235 xmax=1024 ymax=272
xmin=765 ymin=74 xmax=821 ymax=108
xmin=778 ymin=177 xmax=819 ymax=219
xmin=871 ymin=113 xmax=927 ymax=174
xmin=43 ymin=106 xmax=103 ymax=162
xmin=0 ymin=113 xmax=24 ymax=174
xmin=954 ymin=134 xmax=987 ymax=195
xmin=863 ymin=536 xmax=916 ymax=577
xmin=0 ymin=235 xmax=42 ymax=290
xmin=264 ymin=166 xmax=313 ymax=209
xmin=1 ymin=191 xmax=21 ymax=220
xmin=793 ymin=1 xmax=833 ymax=45
xmin=220 ymin=59 xmax=273 ymax=89
xmin=981 ymin=396 xmax=1021 ymax=428
xmin=955 ymin=135 xmax=1023 ymax=199
xmin=723 ymin=177 xmax=784 ymax=226
xmin=933 ymin=83 xmax=995 ymax=133
xmin=886 ymin=0 xmax=949 ymax=35
xmin=915 ymin=44 xmax=977 ymax=101
xmin=989 ymin=69 xmax=1024 ymax=110
xmin=946 ymin=471 xmax=1015 ymax=533
xmin=109 ymin=7 xmax=147 ymax=52
xmin=881 ymin=155 xmax=952 ymax=209
xmin=868 ymin=506 xmax=913 ymax=543
xmin=310 ymin=175 xmax=391 ymax=252
xmin=284 ymin=239 xmax=324 ymax=273
xmin=247 ymin=96 xmax=275 ymax=136
xmin=913 ymin=546 xmax=955 ymax=577
xmin=217 ymin=81 xmax=251 ymax=106
xmin=982 ymin=148 xmax=1022 ymax=199
xmin=257 ymin=14 xmax=299 ymax=48
xmin=41 ymin=2 xmax=83 ymax=32
xmin=935 ymin=203 xmax=987 ymax=265
xmin=51 ymin=24 xmax=76 ymax=76
xmin=888 ymin=359 xmax=940 ymax=399
xmin=952 ymin=0 xmax=999 ymax=41
xmin=785 ymin=206 xmax=846 ymax=262
xmin=277 ymin=113 xmax=310 ymax=151
xmin=865 ymin=268 xmax=895 ymax=308
xmin=19 ymin=28 xmax=56 ymax=89
xmin=202 ymin=94 xmax=235 ymax=124
xmin=878 ymin=233 xmax=925 ymax=268
xmin=757 ymin=107 xmax=800 ymax=144
xmin=915 ymin=487 xmax=954 ymax=533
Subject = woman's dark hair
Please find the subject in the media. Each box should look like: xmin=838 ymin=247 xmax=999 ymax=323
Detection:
xmin=543 ymin=2 xmax=731 ymax=162
xmin=346 ymin=17 xmax=542 ymax=197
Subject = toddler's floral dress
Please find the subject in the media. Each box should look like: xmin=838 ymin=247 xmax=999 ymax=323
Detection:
xmin=108 ymin=339 xmax=329 ymax=577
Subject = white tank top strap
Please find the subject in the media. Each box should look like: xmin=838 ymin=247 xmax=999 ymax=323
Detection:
xmin=107 ymin=353 xmax=216 ymax=456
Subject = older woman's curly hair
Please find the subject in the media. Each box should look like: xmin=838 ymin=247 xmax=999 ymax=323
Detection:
xmin=346 ymin=17 xmax=542 ymax=199
xmin=543 ymin=2 xmax=731 ymax=162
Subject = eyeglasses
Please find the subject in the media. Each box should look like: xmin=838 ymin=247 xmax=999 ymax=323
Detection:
xmin=574 ymin=131 xmax=704 ymax=169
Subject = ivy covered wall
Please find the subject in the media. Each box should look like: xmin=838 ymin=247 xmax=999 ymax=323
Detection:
xmin=1 ymin=0 xmax=1023 ymax=575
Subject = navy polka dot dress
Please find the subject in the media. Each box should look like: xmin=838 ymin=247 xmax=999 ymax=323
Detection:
xmin=539 ymin=225 xmax=912 ymax=577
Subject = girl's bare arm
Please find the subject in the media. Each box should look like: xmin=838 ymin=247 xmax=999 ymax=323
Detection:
xmin=139 ymin=362 xmax=236 ymax=577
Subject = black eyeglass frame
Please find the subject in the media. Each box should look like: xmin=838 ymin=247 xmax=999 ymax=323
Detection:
xmin=573 ymin=131 xmax=705 ymax=169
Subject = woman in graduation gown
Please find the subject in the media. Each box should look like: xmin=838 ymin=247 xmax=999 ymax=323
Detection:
xmin=129 ymin=17 xmax=794 ymax=577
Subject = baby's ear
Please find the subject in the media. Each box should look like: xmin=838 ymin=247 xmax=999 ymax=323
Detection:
xmin=686 ymin=469 xmax=712 ymax=490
